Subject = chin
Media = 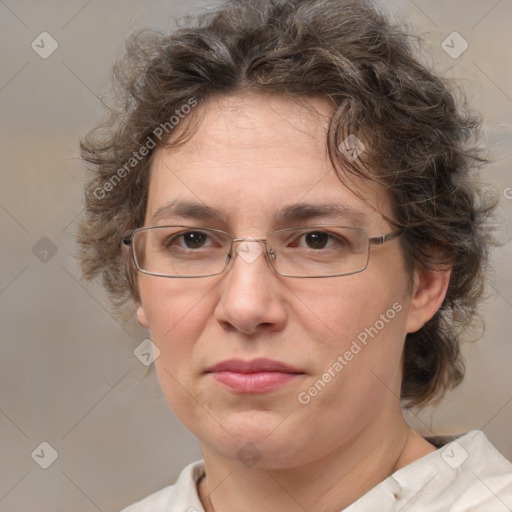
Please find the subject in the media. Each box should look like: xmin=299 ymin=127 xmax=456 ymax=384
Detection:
xmin=199 ymin=413 xmax=313 ymax=466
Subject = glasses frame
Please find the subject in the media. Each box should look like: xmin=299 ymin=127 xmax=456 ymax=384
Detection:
xmin=122 ymin=225 xmax=402 ymax=279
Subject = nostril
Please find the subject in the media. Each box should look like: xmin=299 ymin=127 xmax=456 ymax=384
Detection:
xmin=218 ymin=319 xmax=237 ymax=332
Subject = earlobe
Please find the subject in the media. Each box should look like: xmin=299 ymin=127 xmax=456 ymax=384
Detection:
xmin=136 ymin=304 xmax=150 ymax=328
xmin=405 ymin=267 xmax=451 ymax=334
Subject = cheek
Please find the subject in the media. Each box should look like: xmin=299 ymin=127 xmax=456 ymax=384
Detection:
xmin=293 ymin=272 xmax=410 ymax=402
xmin=290 ymin=272 xmax=408 ymax=346
xmin=139 ymin=279 xmax=217 ymax=421
xmin=295 ymin=302 xmax=408 ymax=436
xmin=138 ymin=278 xmax=215 ymax=361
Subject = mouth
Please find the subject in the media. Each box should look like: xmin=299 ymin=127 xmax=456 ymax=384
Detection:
xmin=206 ymin=358 xmax=304 ymax=393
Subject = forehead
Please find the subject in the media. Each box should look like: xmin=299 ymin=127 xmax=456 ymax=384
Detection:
xmin=146 ymin=93 xmax=394 ymax=230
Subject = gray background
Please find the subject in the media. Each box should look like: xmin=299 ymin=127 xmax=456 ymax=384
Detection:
xmin=0 ymin=0 xmax=511 ymax=510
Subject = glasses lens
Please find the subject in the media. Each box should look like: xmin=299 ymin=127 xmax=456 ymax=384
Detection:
xmin=268 ymin=226 xmax=369 ymax=277
xmin=132 ymin=227 xmax=230 ymax=277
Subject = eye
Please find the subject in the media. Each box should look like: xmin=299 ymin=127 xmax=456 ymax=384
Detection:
xmin=181 ymin=231 xmax=209 ymax=249
xmin=303 ymin=231 xmax=332 ymax=249
xmin=165 ymin=230 xmax=214 ymax=250
xmin=291 ymin=230 xmax=345 ymax=250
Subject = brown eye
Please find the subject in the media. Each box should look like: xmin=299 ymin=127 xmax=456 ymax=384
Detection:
xmin=182 ymin=231 xmax=208 ymax=249
xmin=304 ymin=231 xmax=330 ymax=249
xmin=164 ymin=230 xmax=213 ymax=251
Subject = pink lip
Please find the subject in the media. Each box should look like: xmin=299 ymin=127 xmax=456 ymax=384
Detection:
xmin=207 ymin=358 xmax=303 ymax=393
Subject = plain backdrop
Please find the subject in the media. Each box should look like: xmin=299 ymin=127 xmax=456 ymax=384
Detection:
xmin=1 ymin=1 xmax=511 ymax=510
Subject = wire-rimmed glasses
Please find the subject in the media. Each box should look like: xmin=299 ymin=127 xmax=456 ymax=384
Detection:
xmin=122 ymin=225 xmax=401 ymax=278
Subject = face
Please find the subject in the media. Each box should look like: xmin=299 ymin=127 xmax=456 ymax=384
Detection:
xmin=136 ymin=94 xmax=427 ymax=468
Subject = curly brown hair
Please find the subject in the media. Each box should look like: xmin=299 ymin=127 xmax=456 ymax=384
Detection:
xmin=78 ymin=0 xmax=496 ymax=408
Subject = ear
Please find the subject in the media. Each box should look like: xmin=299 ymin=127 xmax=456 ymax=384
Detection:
xmin=405 ymin=267 xmax=451 ymax=333
xmin=136 ymin=303 xmax=150 ymax=328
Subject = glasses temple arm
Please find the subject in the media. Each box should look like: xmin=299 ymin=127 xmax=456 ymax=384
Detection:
xmin=368 ymin=230 xmax=402 ymax=245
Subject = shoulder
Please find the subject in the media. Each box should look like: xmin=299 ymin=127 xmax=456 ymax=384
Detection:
xmin=438 ymin=430 xmax=512 ymax=508
xmin=345 ymin=430 xmax=512 ymax=511
xmin=120 ymin=461 xmax=205 ymax=512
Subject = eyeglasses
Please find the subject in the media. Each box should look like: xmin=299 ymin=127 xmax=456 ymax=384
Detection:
xmin=122 ymin=225 xmax=401 ymax=278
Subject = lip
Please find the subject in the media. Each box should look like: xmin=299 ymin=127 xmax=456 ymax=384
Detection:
xmin=206 ymin=358 xmax=304 ymax=393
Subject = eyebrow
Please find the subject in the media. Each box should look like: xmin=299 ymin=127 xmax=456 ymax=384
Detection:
xmin=151 ymin=200 xmax=222 ymax=224
xmin=150 ymin=199 xmax=369 ymax=226
xmin=276 ymin=203 xmax=369 ymax=226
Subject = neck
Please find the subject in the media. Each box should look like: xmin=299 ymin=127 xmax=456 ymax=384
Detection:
xmin=198 ymin=418 xmax=435 ymax=512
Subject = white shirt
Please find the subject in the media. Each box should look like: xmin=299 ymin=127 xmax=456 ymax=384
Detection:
xmin=121 ymin=430 xmax=512 ymax=511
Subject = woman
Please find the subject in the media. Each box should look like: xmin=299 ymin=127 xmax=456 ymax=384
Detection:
xmin=78 ymin=0 xmax=512 ymax=510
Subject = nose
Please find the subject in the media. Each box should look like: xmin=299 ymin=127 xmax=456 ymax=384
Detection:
xmin=214 ymin=238 xmax=287 ymax=336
